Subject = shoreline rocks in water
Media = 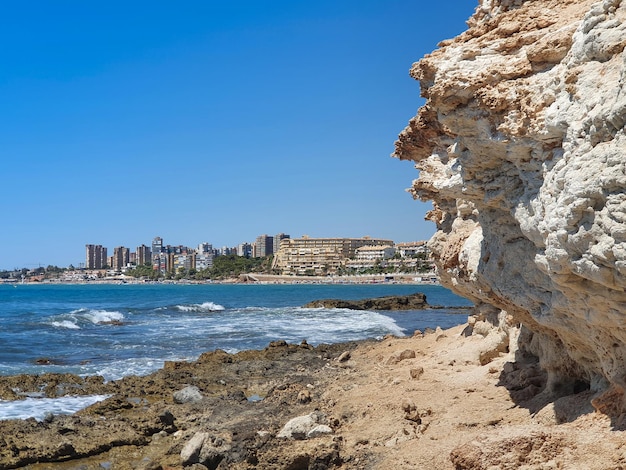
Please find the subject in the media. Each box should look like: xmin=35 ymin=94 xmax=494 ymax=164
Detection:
xmin=303 ymin=292 xmax=428 ymax=310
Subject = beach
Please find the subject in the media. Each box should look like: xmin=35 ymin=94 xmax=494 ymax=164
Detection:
xmin=1 ymin=319 xmax=624 ymax=469
xmin=2 ymin=284 xmax=624 ymax=469
xmin=0 ymin=272 xmax=439 ymax=286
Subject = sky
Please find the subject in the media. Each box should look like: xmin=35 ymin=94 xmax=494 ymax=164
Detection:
xmin=0 ymin=1 xmax=477 ymax=270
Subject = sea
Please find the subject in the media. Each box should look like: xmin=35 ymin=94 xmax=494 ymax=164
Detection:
xmin=0 ymin=282 xmax=472 ymax=420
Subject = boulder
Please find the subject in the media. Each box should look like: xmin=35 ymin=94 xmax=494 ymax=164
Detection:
xmin=180 ymin=432 xmax=231 ymax=469
xmin=386 ymin=349 xmax=416 ymax=365
xmin=307 ymin=424 xmax=333 ymax=438
xmin=277 ymin=411 xmax=329 ymax=440
xmin=173 ymin=385 xmax=203 ymax=404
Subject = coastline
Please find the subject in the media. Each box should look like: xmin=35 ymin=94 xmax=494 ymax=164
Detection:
xmin=1 ymin=322 xmax=623 ymax=469
xmin=0 ymin=283 xmax=467 ymax=381
xmin=1 ymin=273 xmax=440 ymax=286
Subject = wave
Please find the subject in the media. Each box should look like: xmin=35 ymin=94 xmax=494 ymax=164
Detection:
xmin=175 ymin=302 xmax=225 ymax=313
xmin=213 ymin=306 xmax=406 ymax=346
xmin=0 ymin=394 xmax=111 ymax=421
xmin=82 ymin=309 xmax=125 ymax=324
xmin=48 ymin=309 xmax=125 ymax=329
xmin=50 ymin=320 xmax=81 ymax=330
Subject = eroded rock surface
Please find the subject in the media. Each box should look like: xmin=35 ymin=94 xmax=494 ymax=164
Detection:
xmin=394 ymin=0 xmax=626 ymax=410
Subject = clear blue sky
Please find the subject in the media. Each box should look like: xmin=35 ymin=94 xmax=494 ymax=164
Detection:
xmin=1 ymin=1 xmax=476 ymax=269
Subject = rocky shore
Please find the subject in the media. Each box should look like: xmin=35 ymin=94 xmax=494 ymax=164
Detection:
xmin=302 ymin=292 xmax=428 ymax=310
xmin=2 ymin=317 xmax=626 ymax=469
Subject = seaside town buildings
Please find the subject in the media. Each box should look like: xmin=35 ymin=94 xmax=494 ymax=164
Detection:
xmin=271 ymin=236 xmax=395 ymax=275
xmin=84 ymin=234 xmax=432 ymax=276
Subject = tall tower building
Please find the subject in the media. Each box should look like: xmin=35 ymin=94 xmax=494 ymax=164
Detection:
xmin=197 ymin=242 xmax=213 ymax=254
xmin=237 ymin=243 xmax=252 ymax=258
xmin=112 ymin=246 xmax=130 ymax=271
xmin=136 ymin=244 xmax=152 ymax=266
xmin=151 ymin=237 xmax=163 ymax=259
xmin=255 ymin=234 xmax=273 ymax=258
xmin=85 ymin=244 xmax=107 ymax=269
xmin=273 ymin=233 xmax=290 ymax=254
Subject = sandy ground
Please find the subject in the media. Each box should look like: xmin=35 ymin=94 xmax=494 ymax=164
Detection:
xmin=325 ymin=325 xmax=626 ymax=470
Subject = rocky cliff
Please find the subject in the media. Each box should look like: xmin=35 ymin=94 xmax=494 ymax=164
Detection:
xmin=394 ymin=0 xmax=626 ymax=410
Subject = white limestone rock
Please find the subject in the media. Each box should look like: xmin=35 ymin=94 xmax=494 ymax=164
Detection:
xmin=173 ymin=385 xmax=203 ymax=404
xmin=277 ymin=411 xmax=329 ymax=440
xmin=394 ymin=0 xmax=626 ymax=408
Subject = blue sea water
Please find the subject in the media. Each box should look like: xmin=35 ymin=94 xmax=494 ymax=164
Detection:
xmin=0 ymin=283 xmax=472 ymax=381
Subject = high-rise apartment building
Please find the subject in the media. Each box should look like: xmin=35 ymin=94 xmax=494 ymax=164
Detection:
xmin=237 ymin=243 xmax=253 ymax=258
xmin=153 ymin=253 xmax=168 ymax=273
xmin=254 ymin=234 xmax=273 ymax=258
xmin=151 ymin=237 xmax=163 ymax=258
xmin=85 ymin=244 xmax=107 ymax=269
xmin=195 ymin=253 xmax=214 ymax=270
xmin=136 ymin=244 xmax=151 ymax=266
xmin=151 ymin=237 xmax=164 ymax=272
xmin=112 ymin=246 xmax=130 ymax=271
xmin=273 ymin=233 xmax=290 ymax=254
xmin=173 ymin=253 xmax=194 ymax=273
xmin=197 ymin=242 xmax=213 ymax=254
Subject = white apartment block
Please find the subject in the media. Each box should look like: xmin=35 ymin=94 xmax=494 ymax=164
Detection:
xmin=354 ymin=245 xmax=396 ymax=261
xmin=195 ymin=253 xmax=214 ymax=270
xmin=395 ymin=241 xmax=428 ymax=257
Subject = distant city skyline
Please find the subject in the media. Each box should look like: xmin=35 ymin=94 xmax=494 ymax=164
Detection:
xmin=0 ymin=1 xmax=477 ymax=270
xmin=80 ymin=234 xmax=427 ymax=277
xmin=1 ymin=229 xmax=432 ymax=271
xmin=82 ymin=232 xmax=426 ymax=267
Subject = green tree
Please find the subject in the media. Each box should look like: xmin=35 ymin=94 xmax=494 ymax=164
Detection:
xmin=208 ymin=254 xmax=270 ymax=280
xmin=126 ymin=263 xmax=160 ymax=279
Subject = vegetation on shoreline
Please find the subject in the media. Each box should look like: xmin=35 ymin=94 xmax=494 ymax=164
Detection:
xmin=125 ymin=255 xmax=272 ymax=281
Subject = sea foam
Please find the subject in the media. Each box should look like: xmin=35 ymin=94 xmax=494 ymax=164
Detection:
xmin=0 ymin=394 xmax=111 ymax=421
xmin=175 ymin=302 xmax=225 ymax=312
xmin=84 ymin=309 xmax=125 ymax=324
xmin=51 ymin=320 xmax=81 ymax=330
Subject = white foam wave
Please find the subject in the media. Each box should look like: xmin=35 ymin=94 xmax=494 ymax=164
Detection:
xmin=95 ymin=356 xmax=191 ymax=381
xmin=63 ymin=308 xmax=125 ymax=325
xmin=0 ymin=394 xmax=111 ymax=421
xmin=176 ymin=302 xmax=225 ymax=313
xmin=296 ymin=307 xmax=406 ymax=338
xmin=51 ymin=320 xmax=81 ymax=330
xmin=47 ymin=309 xmax=124 ymax=329
xmin=84 ymin=309 xmax=125 ymax=324
xmin=225 ymin=306 xmax=405 ymax=345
